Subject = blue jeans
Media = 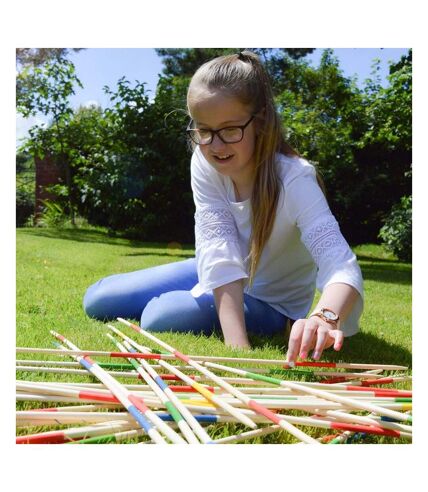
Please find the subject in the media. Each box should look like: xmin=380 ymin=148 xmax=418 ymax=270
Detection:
xmin=83 ymin=258 xmax=288 ymax=336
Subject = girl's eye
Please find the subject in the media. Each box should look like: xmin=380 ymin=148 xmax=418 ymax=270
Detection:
xmin=220 ymin=127 xmax=241 ymax=138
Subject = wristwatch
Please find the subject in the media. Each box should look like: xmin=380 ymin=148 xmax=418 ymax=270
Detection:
xmin=309 ymin=308 xmax=340 ymax=326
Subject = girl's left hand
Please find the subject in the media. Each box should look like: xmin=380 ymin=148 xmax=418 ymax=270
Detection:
xmin=286 ymin=317 xmax=344 ymax=363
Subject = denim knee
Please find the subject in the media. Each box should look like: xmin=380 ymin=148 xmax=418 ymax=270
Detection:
xmin=83 ymin=278 xmax=128 ymax=320
xmin=140 ymin=291 xmax=218 ymax=335
xmin=83 ymin=280 xmax=106 ymax=319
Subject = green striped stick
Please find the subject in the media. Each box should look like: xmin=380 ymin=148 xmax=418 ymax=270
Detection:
xmin=116 ymin=318 xmax=320 ymax=444
xmin=106 ymin=333 xmax=200 ymax=444
xmin=202 ymin=361 xmax=413 ymax=423
xmin=106 ymin=324 xmax=257 ymax=435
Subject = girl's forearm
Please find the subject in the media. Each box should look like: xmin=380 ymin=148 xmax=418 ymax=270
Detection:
xmin=213 ymin=279 xmax=250 ymax=348
xmin=311 ymin=282 xmax=360 ymax=327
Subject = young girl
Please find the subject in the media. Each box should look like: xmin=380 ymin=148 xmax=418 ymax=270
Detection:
xmin=83 ymin=51 xmax=363 ymax=363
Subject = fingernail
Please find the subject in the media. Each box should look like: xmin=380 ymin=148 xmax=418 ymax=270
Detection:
xmin=312 ymin=351 xmax=320 ymax=360
xmin=299 ymin=351 xmax=307 ymax=359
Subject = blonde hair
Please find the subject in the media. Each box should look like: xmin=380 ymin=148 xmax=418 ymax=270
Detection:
xmin=186 ymin=51 xmax=303 ymax=285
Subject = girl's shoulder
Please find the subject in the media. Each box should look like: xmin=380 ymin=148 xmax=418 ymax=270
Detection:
xmin=276 ymin=153 xmax=317 ymax=188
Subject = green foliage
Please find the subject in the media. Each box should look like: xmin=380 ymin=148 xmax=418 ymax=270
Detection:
xmin=66 ymin=75 xmax=194 ymax=241
xmin=16 ymin=48 xmax=84 ymax=68
xmin=19 ymin=48 xmax=411 ymax=246
xmin=16 ymin=152 xmax=35 ymax=227
xmin=17 ymin=58 xmax=82 ymax=120
xmin=278 ymin=49 xmax=412 ymax=243
xmin=16 ymin=188 xmax=34 ymax=227
xmin=362 ymin=52 xmax=412 ymax=152
xmin=155 ymin=48 xmax=315 ymax=78
xmin=37 ymin=200 xmax=89 ymax=229
xmin=378 ymin=196 xmax=412 ymax=262
xmin=37 ymin=200 xmax=69 ymax=227
xmin=17 ymin=57 xmax=84 ymax=224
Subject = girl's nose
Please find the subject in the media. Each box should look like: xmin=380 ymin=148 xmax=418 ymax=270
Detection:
xmin=210 ymin=133 xmax=227 ymax=150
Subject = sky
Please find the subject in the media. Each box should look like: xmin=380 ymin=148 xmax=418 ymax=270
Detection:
xmin=16 ymin=47 xmax=410 ymax=148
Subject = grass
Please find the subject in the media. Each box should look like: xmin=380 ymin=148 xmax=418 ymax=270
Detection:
xmin=16 ymin=227 xmax=412 ymax=444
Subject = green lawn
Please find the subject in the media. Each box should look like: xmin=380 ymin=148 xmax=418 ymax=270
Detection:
xmin=16 ymin=227 xmax=412 ymax=443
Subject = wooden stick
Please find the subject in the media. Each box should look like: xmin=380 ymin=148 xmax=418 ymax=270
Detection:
xmin=202 ymin=361 xmax=413 ymax=423
xmin=16 ymin=365 xmax=265 ymax=385
xmin=17 ymin=347 xmax=408 ymax=371
xmin=17 ymin=409 xmax=410 ymax=440
xmin=17 ymin=420 xmax=136 ymax=444
xmin=213 ymin=425 xmax=282 ymax=444
xmin=50 ymin=331 xmax=170 ymax=444
xmin=107 ymin=324 xmax=257 ymax=430
xmin=106 ymin=333 xmax=200 ymax=444
xmin=117 ymin=317 xmax=320 ymax=444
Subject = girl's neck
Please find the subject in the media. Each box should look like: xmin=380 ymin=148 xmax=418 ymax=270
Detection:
xmin=232 ymin=173 xmax=254 ymax=202
xmin=230 ymin=155 xmax=256 ymax=201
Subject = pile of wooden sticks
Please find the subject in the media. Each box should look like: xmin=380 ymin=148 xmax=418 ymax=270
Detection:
xmin=16 ymin=318 xmax=412 ymax=444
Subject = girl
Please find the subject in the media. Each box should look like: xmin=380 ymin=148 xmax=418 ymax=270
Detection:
xmin=83 ymin=51 xmax=363 ymax=363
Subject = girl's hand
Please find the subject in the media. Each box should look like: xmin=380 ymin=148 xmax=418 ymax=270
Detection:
xmin=286 ymin=317 xmax=344 ymax=364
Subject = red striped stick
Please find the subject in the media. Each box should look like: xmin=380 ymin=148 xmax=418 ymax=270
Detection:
xmin=16 ymin=347 xmax=408 ymax=371
xmin=117 ymin=317 xmax=320 ymax=444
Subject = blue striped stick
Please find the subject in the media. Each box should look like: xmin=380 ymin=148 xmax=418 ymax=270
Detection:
xmin=106 ymin=333 xmax=198 ymax=444
xmin=107 ymin=325 xmax=214 ymax=443
xmin=50 ymin=331 xmax=168 ymax=444
xmin=116 ymin=318 xmax=319 ymax=444
xmin=107 ymin=325 xmax=257 ymax=429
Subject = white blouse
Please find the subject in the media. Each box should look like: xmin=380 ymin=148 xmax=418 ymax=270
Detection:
xmin=190 ymin=146 xmax=364 ymax=337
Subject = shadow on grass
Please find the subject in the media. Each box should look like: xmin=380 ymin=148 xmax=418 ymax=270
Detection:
xmin=359 ymin=262 xmax=411 ymax=286
xmin=248 ymin=330 xmax=412 ymax=368
xmin=356 ymin=253 xmax=404 ymax=264
xmin=124 ymin=252 xmax=195 ymax=259
xmin=17 ymin=227 xmax=195 ymax=255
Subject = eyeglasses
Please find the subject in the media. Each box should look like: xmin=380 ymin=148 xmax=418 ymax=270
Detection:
xmin=186 ymin=115 xmax=255 ymax=145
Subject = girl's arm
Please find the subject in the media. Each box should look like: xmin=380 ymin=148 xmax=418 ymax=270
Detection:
xmin=213 ymin=280 xmax=250 ymax=349
xmin=287 ymin=282 xmax=359 ymax=363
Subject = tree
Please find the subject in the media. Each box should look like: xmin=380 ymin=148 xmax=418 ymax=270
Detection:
xmin=155 ymin=48 xmax=314 ymax=80
xmin=16 ymin=48 xmax=84 ymax=68
xmin=17 ymin=57 xmax=84 ymax=224
xmin=278 ymin=48 xmax=412 ymax=244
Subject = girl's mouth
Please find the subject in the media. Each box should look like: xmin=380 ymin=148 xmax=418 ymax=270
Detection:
xmin=213 ymin=154 xmax=234 ymax=164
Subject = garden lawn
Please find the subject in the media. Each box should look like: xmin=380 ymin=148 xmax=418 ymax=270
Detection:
xmin=16 ymin=227 xmax=412 ymax=444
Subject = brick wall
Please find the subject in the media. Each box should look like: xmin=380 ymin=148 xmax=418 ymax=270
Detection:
xmin=34 ymin=154 xmax=64 ymax=219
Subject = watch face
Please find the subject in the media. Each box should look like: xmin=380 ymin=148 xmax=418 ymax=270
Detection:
xmin=323 ymin=309 xmax=337 ymax=321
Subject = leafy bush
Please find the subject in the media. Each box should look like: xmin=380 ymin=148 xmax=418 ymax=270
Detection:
xmin=378 ymin=195 xmax=412 ymax=262
xmin=37 ymin=200 xmax=69 ymax=227
xmin=16 ymin=188 xmax=34 ymax=226
xmin=37 ymin=200 xmax=90 ymax=229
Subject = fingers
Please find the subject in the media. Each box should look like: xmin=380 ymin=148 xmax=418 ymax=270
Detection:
xmin=298 ymin=318 xmax=318 ymax=359
xmin=332 ymin=329 xmax=344 ymax=351
xmin=286 ymin=319 xmax=305 ymax=363
xmin=286 ymin=318 xmax=344 ymax=363
xmin=311 ymin=326 xmax=331 ymax=360
xmin=312 ymin=328 xmax=344 ymax=360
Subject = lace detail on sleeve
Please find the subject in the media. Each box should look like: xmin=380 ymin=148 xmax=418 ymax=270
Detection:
xmin=195 ymin=207 xmax=239 ymax=249
xmin=300 ymin=217 xmax=348 ymax=265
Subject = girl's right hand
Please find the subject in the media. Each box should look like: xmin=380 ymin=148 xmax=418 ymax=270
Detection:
xmin=286 ymin=317 xmax=344 ymax=364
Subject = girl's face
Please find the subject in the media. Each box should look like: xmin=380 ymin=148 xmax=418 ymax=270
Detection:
xmin=189 ymin=86 xmax=258 ymax=183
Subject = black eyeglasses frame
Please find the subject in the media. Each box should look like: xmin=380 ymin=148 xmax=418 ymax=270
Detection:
xmin=186 ymin=114 xmax=256 ymax=145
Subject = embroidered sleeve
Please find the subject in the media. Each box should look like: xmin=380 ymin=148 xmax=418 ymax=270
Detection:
xmin=300 ymin=216 xmax=348 ymax=266
xmin=195 ymin=206 xmax=239 ymax=249
xmin=190 ymin=149 xmax=248 ymax=294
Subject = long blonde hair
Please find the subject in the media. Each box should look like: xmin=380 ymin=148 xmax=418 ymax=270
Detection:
xmin=187 ymin=51 xmax=303 ymax=285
